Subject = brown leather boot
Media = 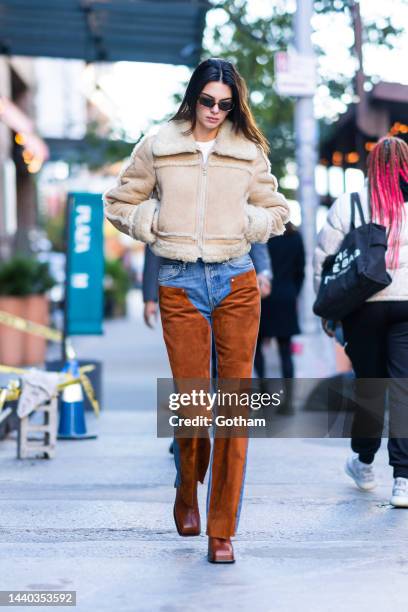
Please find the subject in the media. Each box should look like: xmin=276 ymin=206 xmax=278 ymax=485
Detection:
xmin=207 ymin=537 xmax=235 ymax=563
xmin=173 ymin=487 xmax=200 ymax=536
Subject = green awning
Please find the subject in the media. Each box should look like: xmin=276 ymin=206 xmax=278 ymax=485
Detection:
xmin=0 ymin=0 xmax=210 ymax=66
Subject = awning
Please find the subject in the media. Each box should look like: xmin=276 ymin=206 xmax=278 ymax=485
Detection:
xmin=0 ymin=0 xmax=210 ymax=66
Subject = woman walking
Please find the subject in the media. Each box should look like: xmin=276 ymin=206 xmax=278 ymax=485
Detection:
xmin=314 ymin=136 xmax=408 ymax=506
xmin=254 ymin=222 xmax=305 ymax=412
xmin=103 ymin=58 xmax=289 ymax=562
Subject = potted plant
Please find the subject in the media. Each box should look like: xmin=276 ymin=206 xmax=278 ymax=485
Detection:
xmin=0 ymin=255 xmax=55 ymax=366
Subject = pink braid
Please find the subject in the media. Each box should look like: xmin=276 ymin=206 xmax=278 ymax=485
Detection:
xmin=368 ymin=137 xmax=408 ymax=269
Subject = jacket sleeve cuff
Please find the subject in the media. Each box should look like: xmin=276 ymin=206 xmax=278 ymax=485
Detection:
xmin=128 ymin=199 xmax=159 ymax=244
xmin=244 ymin=204 xmax=273 ymax=243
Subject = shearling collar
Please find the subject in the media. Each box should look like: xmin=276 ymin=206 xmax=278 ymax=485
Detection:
xmin=151 ymin=119 xmax=258 ymax=161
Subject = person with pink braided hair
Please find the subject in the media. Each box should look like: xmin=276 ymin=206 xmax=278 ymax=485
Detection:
xmin=369 ymin=138 xmax=408 ymax=269
xmin=314 ymin=136 xmax=408 ymax=507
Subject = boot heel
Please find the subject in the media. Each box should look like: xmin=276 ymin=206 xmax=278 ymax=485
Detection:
xmin=173 ymin=488 xmax=200 ymax=536
xmin=207 ymin=537 xmax=235 ymax=563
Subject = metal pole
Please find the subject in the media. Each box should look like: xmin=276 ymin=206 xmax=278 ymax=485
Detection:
xmin=295 ymin=0 xmax=319 ymax=333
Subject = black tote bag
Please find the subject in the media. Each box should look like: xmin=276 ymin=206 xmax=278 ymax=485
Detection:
xmin=313 ymin=192 xmax=392 ymax=321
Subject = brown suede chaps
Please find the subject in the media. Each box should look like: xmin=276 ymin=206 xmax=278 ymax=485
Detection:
xmin=159 ymin=266 xmax=260 ymax=539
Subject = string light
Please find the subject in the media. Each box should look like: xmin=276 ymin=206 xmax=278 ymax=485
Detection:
xmin=326 ymin=122 xmax=407 ymax=167
xmin=388 ymin=122 xmax=408 ymax=136
xmin=27 ymin=158 xmax=42 ymax=174
xmin=22 ymin=150 xmax=33 ymax=163
xmin=15 ymin=132 xmax=25 ymax=145
xmin=365 ymin=142 xmax=377 ymax=152
xmin=345 ymin=152 xmax=360 ymax=163
xmin=14 ymin=133 xmax=44 ymax=173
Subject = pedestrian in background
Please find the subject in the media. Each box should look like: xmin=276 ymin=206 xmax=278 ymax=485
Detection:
xmin=314 ymin=136 xmax=408 ymax=507
xmin=254 ymin=222 xmax=305 ymax=413
xmin=103 ymin=58 xmax=290 ymax=563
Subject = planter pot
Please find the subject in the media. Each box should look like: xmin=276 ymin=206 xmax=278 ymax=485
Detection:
xmin=24 ymin=294 xmax=49 ymax=366
xmin=0 ymin=296 xmax=26 ymax=366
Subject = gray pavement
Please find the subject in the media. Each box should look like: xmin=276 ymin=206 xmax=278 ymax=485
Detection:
xmin=1 ymin=290 xmax=407 ymax=611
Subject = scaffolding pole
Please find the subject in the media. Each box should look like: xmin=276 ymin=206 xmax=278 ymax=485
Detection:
xmin=295 ymin=0 xmax=319 ymax=333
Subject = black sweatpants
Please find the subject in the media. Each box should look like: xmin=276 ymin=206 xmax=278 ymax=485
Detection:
xmin=342 ymin=301 xmax=408 ymax=478
xmin=254 ymin=336 xmax=294 ymax=379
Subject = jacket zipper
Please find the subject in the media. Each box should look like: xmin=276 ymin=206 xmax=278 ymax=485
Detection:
xmin=197 ymin=150 xmax=210 ymax=255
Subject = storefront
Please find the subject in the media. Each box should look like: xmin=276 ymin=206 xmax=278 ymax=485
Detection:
xmin=319 ymin=81 xmax=408 ymax=206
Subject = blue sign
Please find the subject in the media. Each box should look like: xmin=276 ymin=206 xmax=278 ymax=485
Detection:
xmin=65 ymin=192 xmax=104 ymax=335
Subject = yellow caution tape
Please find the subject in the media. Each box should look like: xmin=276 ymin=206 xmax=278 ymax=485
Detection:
xmin=0 ymin=365 xmax=27 ymax=376
xmin=0 ymin=364 xmax=95 ymax=377
xmin=79 ymin=372 xmax=100 ymax=417
xmin=0 ymin=310 xmax=62 ymax=342
xmin=0 ymin=384 xmax=20 ymax=405
xmin=0 ymin=387 xmax=8 ymax=413
xmin=78 ymin=365 xmax=95 ymax=375
xmin=0 ymin=364 xmax=100 ymax=416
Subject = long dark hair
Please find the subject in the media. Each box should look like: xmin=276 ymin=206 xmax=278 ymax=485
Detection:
xmin=367 ymin=136 xmax=408 ymax=268
xmin=170 ymin=58 xmax=270 ymax=155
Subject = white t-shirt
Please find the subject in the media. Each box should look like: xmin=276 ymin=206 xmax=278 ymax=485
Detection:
xmin=195 ymin=139 xmax=215 ymax=163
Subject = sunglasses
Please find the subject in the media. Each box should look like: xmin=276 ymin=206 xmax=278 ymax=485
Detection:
xmin=198 ymin=94 xmax=234 ymax=112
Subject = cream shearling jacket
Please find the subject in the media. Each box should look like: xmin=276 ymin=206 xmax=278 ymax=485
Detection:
xmin=103 ymin=119 xmax=290 ymax=262
xmin=313 ymin=184 xmax=408 ymax=301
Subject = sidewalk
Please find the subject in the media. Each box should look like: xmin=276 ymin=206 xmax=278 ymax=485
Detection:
xmin=0 ymin=291 xmax=407 ymax=611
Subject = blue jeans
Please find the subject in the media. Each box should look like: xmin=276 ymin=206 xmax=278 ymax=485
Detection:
xmin=158 ymin=253 xmax=260 ymax=538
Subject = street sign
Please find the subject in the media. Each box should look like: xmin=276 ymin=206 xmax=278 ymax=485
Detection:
xmin=65 ymin=192 xmax=104 ymax=336
xmin=274 ymin=51 xmax=317 ymax=97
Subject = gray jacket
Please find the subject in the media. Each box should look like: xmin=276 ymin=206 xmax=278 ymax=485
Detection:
xmin=143 ymin=243 xmax=271 ymax=303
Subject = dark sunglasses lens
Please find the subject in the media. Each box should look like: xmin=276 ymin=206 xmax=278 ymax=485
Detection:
xmin=219 ymin=101 xmax=233 ymax=111
xmin=199 ymin=96 xmax=233 ymax=111
xmin=199 ymin=96 xmax=214 ymax=108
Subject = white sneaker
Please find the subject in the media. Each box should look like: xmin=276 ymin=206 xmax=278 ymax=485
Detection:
xmin=390 ymin=477 xmax=408 ymax=507
xmin=345 ymin=455 xmax=377 ymax=491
